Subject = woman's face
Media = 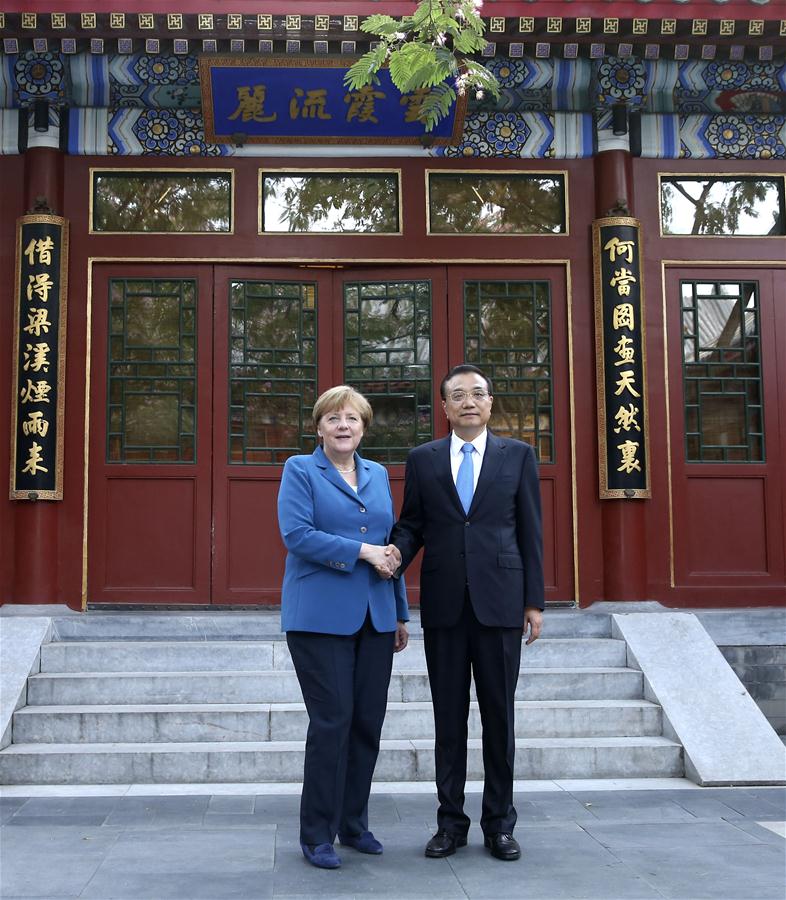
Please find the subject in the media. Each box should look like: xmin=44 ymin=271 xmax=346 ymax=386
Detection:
xmin=317 ymin=404 xmax=364 ymax=457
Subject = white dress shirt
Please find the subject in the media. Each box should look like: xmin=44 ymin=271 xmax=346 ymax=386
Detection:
xmin=449 ymin=429 xmax=487 ymax=492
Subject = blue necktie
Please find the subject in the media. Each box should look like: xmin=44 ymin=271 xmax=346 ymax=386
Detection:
xmin=456 ymin=443 xmax=475 ymax=514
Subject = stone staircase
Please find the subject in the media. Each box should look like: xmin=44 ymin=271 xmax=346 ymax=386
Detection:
xmin=0 ymin=611 xmax=683 ymax=785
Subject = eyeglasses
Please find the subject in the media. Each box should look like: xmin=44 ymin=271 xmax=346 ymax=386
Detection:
xmin=447 ymin=390 xmax=490 ymax=403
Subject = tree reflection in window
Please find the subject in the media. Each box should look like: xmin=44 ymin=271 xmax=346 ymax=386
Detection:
xmin=465 ymin=281 xmax=553 ymax=461
xmin=661 ymin=177 xmax=784 ymax=236
xmin=93 ymin=172 xmax=231 ymax=233
xmin=429 ymin=174 xmax=565 ymax=234
xmin=262 ymin=173 xmax=399 ymax=233
xmin=681 ymin=280 xmax=764 ymax=462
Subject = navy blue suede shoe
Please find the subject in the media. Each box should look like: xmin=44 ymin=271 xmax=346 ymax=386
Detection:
xmin=300 ymin=842 xmax=341 ymax=868
xmin=338 ymin=830 xmax=383 ymax=854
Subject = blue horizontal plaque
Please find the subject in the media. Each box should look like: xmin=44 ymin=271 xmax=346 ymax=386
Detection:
xmin=199 ymin=56 xmax=465 ymax=145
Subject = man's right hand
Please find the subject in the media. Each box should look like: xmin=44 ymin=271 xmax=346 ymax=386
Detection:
xmin=359 ymin=543 xmax=400 ymax=578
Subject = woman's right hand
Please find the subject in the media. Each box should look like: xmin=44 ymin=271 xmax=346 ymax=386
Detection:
xmin=359 ymin=543 xmax=400 ymax=578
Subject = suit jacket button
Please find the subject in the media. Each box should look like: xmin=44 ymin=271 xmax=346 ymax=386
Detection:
xmin=465 ymin=521 xmax=470 ymax=527
xmin=359 ymin=506 xmax=366 ymax=513
xmin=360 ymin=526 xmax=367 ymax=533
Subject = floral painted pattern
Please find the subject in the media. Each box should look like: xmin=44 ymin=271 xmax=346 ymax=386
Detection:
xmin=14 ymin=52 xmax=66 ymax=102
xmin=680 ymin=114 xmax=786 ymax=159
xmin=702 ymin=62 xmax=778 ymax=93
xmin=486 ymin=58 xmax=529 ymax=89
xmin=705 ymin=115 xmax=751 ymax=156
xmin=133 ymin=54 xmax=198 ymax=86
xmin=122 ymin=107 xmax=223 ymax=156
xmin=596 ymin=58 xmax=646 ymax=104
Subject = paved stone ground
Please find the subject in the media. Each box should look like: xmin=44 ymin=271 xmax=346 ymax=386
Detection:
xmin=1 ymin=785 xmax=784 ymax=899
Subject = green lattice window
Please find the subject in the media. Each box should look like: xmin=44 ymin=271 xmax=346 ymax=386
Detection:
xmin=107 ymin=279 xmax=197 ymax=463
xmin=344 ymin=280 xmax=432 ymax=464
xmin=229 ymin=280 xmax=317 ymax=464
xmin=681 ymin=280 xmax=764 ymax=462
xmin=464 ymin=280 xmax=553 ymax=462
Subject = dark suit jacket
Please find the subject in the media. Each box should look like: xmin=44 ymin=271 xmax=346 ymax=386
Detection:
xmin=391 ymin=432 xmax=544 ymax=629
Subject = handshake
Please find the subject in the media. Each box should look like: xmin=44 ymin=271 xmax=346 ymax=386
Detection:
xmin=359 ymin=542 xmax=402 ymax=579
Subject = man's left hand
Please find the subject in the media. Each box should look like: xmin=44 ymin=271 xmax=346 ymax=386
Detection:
xmin=394 ymin=621 xmax=409 ymax=653
xmin=523 ymin=607 xmax=543 ymax=645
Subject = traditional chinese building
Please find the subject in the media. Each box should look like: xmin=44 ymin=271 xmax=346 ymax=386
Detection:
xmin=1 ymin=1 xmax=784 ymax=612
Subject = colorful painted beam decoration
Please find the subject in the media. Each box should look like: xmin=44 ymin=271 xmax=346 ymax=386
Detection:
xmin=593 ymin=216 xmax=651 ymax=499
xmin=10 ymin=215 xmax=68 ymax=500
xmin=199 ymin=56 xmax=466 ymax=145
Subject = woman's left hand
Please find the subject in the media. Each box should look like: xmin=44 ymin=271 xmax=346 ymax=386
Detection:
xmin=394 ymin=621 xmax=409 ymax=653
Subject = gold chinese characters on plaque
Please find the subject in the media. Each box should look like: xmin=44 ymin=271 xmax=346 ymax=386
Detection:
xmin=592 ymin=216 xmax=650 ymax=499
xmin=10 ymin=214 xmax=68 ymax=500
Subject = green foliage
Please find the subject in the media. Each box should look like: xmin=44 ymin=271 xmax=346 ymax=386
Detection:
xmin=662 ymin=178 xmax=777 ymax=235
xmin=344 ymin=0 xmax=500 ymax=132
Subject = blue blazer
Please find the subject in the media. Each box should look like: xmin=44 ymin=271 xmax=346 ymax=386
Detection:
xmin=278 ymin=446 xmax=408 ymax=635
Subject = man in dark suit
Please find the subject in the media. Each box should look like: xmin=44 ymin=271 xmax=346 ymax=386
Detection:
xmin=391 ymin=364 xmax=544 ymax=862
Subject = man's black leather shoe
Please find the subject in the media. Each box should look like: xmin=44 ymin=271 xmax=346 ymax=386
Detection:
xmin=424 ymin=830 xmax=467 ymax=858
xmin=484 ymin=833 xmax=521 ymax=861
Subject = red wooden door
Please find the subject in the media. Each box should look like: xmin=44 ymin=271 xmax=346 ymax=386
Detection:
xmin=665 ymin=267 xmax=786 ymax=604
xmin=330 ymin=266 xmax=450 ymax=607
xmin=448 ymin=266 xmax=574 ymax=603
xmin=211 ymin=266 xmax=335 ymax=604
xmin=89 ymin=263 xmax=575 ymax=604
xmin=88 ymin=265 xmax=214 ymax=604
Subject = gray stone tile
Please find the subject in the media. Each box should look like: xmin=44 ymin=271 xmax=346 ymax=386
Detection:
xmin=517 ymin=794 xmax=605 ymax=823
xmin=12 ymin=797 xmax=118 ymax=817
xmin=0 ymin=826 xmax=118 ymax=898
xmin=446 ymin=827 xmax=663 ymax=900
xmin=704 ymin=791 xmax=785 ymax=819
xmin=253 ymin=795 xmax=301 ymax=820
xmin=578 ymin=797 xmax=696 ymax=822
xmin=613 ymin=843 xmax=786 ymax=899
xmin=272 ymin=825 xmax=467 ymax=898
xmin=6 ymin=815 xmax=110 ymax=827
xmin=103 ymin=794 xmax=211 ymax=829
xmin=80 ymin=870 xmax=275 ymax=899
xmin=0 ymin=798 xmax=28 ymax=825
xmin=84 ymin=827 xmax=275 ymax=882
xmin=116 ymin=794 xmax=211 ymax=813
xmin=196 ymin=814 xmax=280 ymax=829
xmin=582 ymin=819 xmax=766 ymax=850
xmin=366 ymin=793 xmax=403 ymax=825
xmin=667 ymin=795 xmax=750 ymax=819
xmin=725 ymin=818 xmax=786 ymax=846
xmin=390 ymin=793 xmax=438 ymax=825
xmin=206 ymin=794 xmax=255 ymax=814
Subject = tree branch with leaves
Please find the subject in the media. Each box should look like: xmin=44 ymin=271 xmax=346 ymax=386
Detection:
xmin=344 ymin=0 xmax=500 ymax=132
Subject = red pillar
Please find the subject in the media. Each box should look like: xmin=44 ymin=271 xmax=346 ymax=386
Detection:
xmin=594 ymin=149 xmax=648 ymax=600
xmin=12 ymin=147 xmax=64 ymax=604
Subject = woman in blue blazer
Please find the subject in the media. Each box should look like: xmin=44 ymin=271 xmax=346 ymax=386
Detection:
xmin=277 ymin=385 xmax=409 ymax=869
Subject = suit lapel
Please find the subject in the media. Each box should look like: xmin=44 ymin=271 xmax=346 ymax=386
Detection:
xmin=469 ymin=432 xmax=506 ymax=514
xmin=429 ymin=437 xmax=465 ymax=517
xmin=314 ymin=446 xmax=364 ymax=502
xmin=356 ymin=457 xmax=372 ymax=494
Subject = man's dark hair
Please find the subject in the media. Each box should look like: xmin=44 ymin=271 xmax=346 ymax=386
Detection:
xmin=440 ymin=364 xmax=494 ymax=400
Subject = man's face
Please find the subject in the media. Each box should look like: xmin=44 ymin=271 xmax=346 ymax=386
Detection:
xmin=442 ymin=372 xmax=493 ymax=436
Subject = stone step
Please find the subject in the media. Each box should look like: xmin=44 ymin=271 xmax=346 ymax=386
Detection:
xmin=12 ymin=699 xmax=662 ymax=744
xmin=0 ymin=736 xmax=683 ymax=785
xmin=50 ymin=611 xmax=613 ymax=642
xmin=26 ymin=667 xmax=645 ymax=706
xmin=38 ymin=638 xmax=628 ymax=673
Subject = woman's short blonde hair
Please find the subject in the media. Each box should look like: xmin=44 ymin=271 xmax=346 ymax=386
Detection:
xmin=312 ymin=385 xmax=373 ymax=431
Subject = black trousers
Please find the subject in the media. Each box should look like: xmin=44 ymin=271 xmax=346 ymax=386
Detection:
xmin=423 ymin=596 xmax=522 ymax=837
xmin=287 ymin=615 xmax=395 ymax=845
